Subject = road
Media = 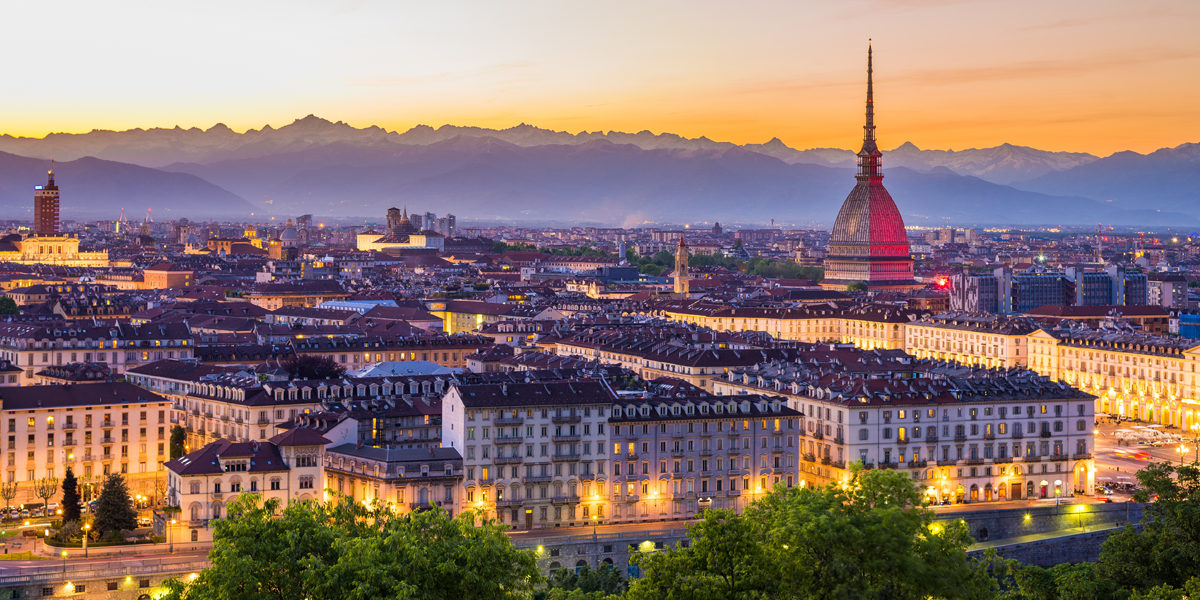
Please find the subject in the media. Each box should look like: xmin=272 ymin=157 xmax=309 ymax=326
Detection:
xmin=1093 ymin=422 xmax=1197 ymax=496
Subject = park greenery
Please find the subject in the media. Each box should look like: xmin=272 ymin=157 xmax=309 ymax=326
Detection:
xmin=162 ymin=461 xmax=1200 ymax=600
xmin=160 ymin=494 xmax=539 ymax=600
xmin=93 ymin=473 xmax=137 ymax=541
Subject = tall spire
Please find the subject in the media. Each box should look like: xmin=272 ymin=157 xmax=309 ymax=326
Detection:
xmin=47 ymin=159 xmax=55 ymax=186
xmin=856 ymin=40 xmax=882 ymax=182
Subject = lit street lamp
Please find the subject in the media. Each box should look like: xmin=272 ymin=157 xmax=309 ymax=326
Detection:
xmin=61 ymin=550 xmax=67 ymax=574
xmin=169 ymin=518 xmax=176 ymax=553
xmin=1178 ymin=445 xmax=1189 ymax=465
xmin=82 ymin=524 xmax=90 ymax=557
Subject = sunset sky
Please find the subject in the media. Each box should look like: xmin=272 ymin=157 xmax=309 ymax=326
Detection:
xmin=3 ymin=0 xmax=1195 ymax=155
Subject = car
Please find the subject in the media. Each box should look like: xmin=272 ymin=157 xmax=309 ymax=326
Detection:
xmin=137 ymin=517 xmax=152 ymax=527
xmin=18 ymin=509 xmax=29 ymax=519
xmin=1101 ymin=497 xmax=1113 ymax=503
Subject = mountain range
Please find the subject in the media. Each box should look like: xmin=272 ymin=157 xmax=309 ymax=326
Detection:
xmin=0 ymin=115 xmax=1195 ymax=226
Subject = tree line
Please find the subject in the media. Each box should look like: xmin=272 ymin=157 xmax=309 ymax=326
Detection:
xmin=161 ymin=462 xmax=1200 ymax=600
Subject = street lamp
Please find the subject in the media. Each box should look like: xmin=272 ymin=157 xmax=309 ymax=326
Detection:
xmin=82 ymin=524 xmax=90 ymax=557
xmin=60 ymin=550 xmax=67 ymax=574
xmin=1178 ymin=445 xmax=1189 ymax=465
xmin=169 ymin=518 xmax=177 ymax=553
xmin=591 ymin=515 xmax=599 ymax=568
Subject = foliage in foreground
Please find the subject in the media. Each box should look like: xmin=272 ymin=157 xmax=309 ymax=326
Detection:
xmin=160 ymin=493 xmax=540 ymax=600
xmin=626 ymin=468 xmax=993 ymax=600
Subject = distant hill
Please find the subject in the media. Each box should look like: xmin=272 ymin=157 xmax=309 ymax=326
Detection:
xmin=163 ymin=137 xmax=1191 ymax=226
xmin=1016 ymin=142 xmax=1200 ymax=216
xmin=1 ymin=116 xmax=1100 ymax=184
xmin=0 ymin=152 xmax=252 ymax=219
xmin=0 ymin=115 xmax=1194 ymax=226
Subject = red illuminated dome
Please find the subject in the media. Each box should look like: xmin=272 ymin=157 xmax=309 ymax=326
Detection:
xmin=822 ymin=44 xmax=917 ymax=291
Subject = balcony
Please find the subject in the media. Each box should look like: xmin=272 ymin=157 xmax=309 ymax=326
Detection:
xmin=550 ymin=494 xmax=580 ymax=504
xmin=1023 ymin=456 xmax=1042 ymax=463
xmin=812 ymin=430 xmax=824 ymax=440
xmin=101 ymin=437 xmax=114 ymax=445
xmin=820 ymin=456 xmax=831 ymax=466
xmin=495 ymin=456 xmax=522 ymax=464
xmin=101 ymin=421 xmax=114 ymax=429
xmin=1072 ymin=452 xmax=1093 ymax=460
xmin=552 ymin=433 xmax=581 ymax=442
xmin=925 ymin=434 xmax=939 ymax=443
xmin=479 ymin=478 xmax=496 ymax=486
xmin=833 ymin=437 xmax=845 ymax=445
xmin=965 ymin=458 xmax=984 ymax=465
xmin=495 ymin=498 xmax=524 ymax=507
xmin=983 ymin=433 xmax=995 ymax=440
xmin=802 ymin=453 xmax=816 ymax=463
xmin=494 ymin=435 xmax=523 ymax=445
xmin=551 ymin=415 xmax=581 ymax=425
xmin=878 ymin=461 xmax=899 ymax=469
xmin=552 ymin=453 xmax=581 ymax=462
xmin=993 ymin=457 xmax=1013 ymax=464
xmin=624 ymin=495 xmax=640 ymax=503
xmin=625 ymin=452 xmax=639 ymax=460
xmin=1049 ymin=454 xmax=1069 ymax=462
xmin=495 ymin=416 xmax=524 ymax=426
xmin=1039 ymin=431 xmax=1052 ymax=438
xmin=61 ymin=422 xmax=77 ymax=430
xmin=954 ymin=434 xmax=967 ymax=442
xmin=699 ymin=448 xmax=713 ymax=456
xmin=907 ymin=460 xmax=928 ymax=468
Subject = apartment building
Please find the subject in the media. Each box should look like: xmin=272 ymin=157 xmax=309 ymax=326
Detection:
xmin=164 ymin=429 xmax=328 ymax=544
xmin=607 ymin=393 xmax=801 ymax=522
xmin=0 ymin=322 xmax=193 ymax=385
xmin=441 ymin=381 xmax=615 ymax=530
xmin=0 ymin=382 xmax=172 ymax=504
xmin=712 ymin=345 xmax=1096 ymax=504
xmin=1027 ymin=326 xmax=1200 ymax=430
xmin=905 ymin=313 xmax=1037 ymax=369
xmin=324 ymin=445 xmax=463 ymax=516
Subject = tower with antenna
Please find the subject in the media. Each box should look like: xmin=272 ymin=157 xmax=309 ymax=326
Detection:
xmin=33 ymin=160 xmax=60 ymax=236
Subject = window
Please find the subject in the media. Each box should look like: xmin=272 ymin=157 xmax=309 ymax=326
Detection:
xmin=299 ymin=476 xmax=314 ymax=489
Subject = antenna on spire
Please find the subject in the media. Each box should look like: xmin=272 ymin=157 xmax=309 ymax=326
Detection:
xmin=856 ymin=41 xmax=882 ymax=181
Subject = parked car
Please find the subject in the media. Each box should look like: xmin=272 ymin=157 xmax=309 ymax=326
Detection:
xmin=137 ymin=516 xmax=152 ymax=528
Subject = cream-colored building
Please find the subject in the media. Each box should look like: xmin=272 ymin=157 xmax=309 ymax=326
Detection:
xmin=1027 ymin=327 xmax=1200 ymax=430
xmin=164 ymin=429 xmax=327 ymax=544
xmin=0 ymin=235 xmax=109 ymax=267
xmin=713 ymin=355 xmax=1096 ymax=504
xmin=905 ymin=313 xmax=1036 ymax=369
xmin=0 ymin=382 xmax=172 ymax=504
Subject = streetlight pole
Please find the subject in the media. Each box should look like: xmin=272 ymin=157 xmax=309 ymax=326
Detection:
xmin=61 ymin=550 xmax=67 ymax=574
xmin=169 ymin=518 xmax=176 ymax=553
xmin=591 ymin=515 xmax=598 ymax=568
xmin=82 ymin=524 xmax=90 ymax=558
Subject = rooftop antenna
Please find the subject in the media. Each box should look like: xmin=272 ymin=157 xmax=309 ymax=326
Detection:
xmin=1096 ymin=223 xmax=1102 ymax=264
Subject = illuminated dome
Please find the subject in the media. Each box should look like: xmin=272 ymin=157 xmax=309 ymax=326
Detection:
xmin=822 ymin=44 xmax=915 ymax=291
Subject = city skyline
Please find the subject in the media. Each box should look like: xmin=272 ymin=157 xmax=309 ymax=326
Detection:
xmin=1 ymin=1 xmax=1196 ymax=155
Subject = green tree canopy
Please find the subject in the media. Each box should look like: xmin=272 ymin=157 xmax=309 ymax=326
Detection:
xmin=169 ymin=425 xmax=187 ymax=460
xmin=162 ymin=494 xmax=539 ymax=600
xmin=627 ymin=469 xmax=992 ymax=600
xmin=93 ymin=473 xmax=137 ymax=539
xmin=0 ymin=296 xmax=17 ymax=315
xmin=1097 ymin=462 xmax=1200 ymax=592
xmin=282 ymin=354 xmax=346 ymax=380
xmin=61 ymin=468 xmax=81 ymax=524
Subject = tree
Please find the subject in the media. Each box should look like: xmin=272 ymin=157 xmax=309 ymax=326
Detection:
xmin=61 ymin=469 xmax=81 ymax=524
xmin=847 ymin=281 xmax=869 ymax=292
xmin=0 ymin=296 xmax=17 ymax=315
xmin=170 ymin=425 xmax=187 ymax=459
xmin=93 ymin=473 xmax=137 ymax=539
xmin=539 ymin=564 xmax=625 ymax=599
xmin=0 ymin=481 xmax=18 ymax=515
xmin=32 ymin=476 xmax=59 ymax=509
xmin=283 ymin=354 xmax=346 ymax=380
xmin=1097 ymin=461 xmax=1200 ymax=592
xmin=627 ymin=468 xmax=993 ymax=600
xmin=160 ymin=494 xmax=540 ymax=600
